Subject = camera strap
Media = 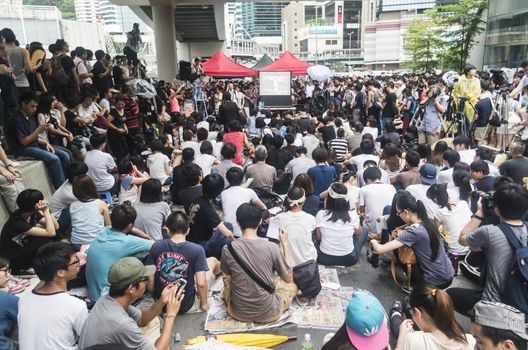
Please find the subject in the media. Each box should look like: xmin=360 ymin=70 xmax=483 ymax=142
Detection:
xmin=227 ymin=242 xmax=275 ymax=294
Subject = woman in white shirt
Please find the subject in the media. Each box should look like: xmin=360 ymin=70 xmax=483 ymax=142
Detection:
xmin=426 ymin=183 xmax=471 ymax=275
xmin=275 ymin=187 xmax=317 ymax=267
xmin=316 ymin=182 xmax=367 ymax=266
xmin=391 ymin=284 xmax=475 ymax=350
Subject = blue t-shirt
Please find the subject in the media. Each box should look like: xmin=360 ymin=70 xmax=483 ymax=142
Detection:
xmin=0 ymin=291 xmax=18 ymax=350
xmin=307 ymin=165 xmax=337 ymax=196
xmin=146 ymin=239 xmax=208 ymax=314
xmin=86 ymin=226 xmax=154 ymax=301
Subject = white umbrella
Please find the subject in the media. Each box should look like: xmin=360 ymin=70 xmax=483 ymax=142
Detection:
xmin=307 ymin=65 xmax=331 ymax=81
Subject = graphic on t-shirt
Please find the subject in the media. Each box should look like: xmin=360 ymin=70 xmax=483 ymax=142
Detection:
xmin=188 ymin=203 xmax=200 ymax=225
xmin=156 ymin=252 xmax=189 ymax=285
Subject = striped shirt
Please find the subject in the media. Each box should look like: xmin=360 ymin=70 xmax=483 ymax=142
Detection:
xmin=328 ymin=138 xmax=348 ymax=163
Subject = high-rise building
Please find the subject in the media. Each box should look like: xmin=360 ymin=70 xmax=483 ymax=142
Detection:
xmin=74 ymin=0 xmax=99 ymax=23
xmin=483 ymin=0 xmax=528 ymax=68
xmin=238 ymin=2 xmax=288 ymax=38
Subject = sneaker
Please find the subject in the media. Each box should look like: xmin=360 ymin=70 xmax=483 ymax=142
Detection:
xmin=7 ymin=278 xmax=28 ymax=294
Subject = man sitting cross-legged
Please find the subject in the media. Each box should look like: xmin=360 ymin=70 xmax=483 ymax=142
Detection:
xmin=221 ymin=203 xmax=298 ymax=323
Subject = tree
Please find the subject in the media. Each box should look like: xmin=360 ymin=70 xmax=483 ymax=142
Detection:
xmin=403 ymin=18 xmax=444 ymax=72
xmin=23 ymin=0 xmax=76 ymax=19
xmin=426 ymin=0 xmax=489 ymax=70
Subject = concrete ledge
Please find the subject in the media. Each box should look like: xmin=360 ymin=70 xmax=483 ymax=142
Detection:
xmin=0 ymin=160 xmax=55 ymax=226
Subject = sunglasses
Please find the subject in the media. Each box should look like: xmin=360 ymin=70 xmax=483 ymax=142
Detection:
xmin=67 ymin=258 xmax=80 ymax=267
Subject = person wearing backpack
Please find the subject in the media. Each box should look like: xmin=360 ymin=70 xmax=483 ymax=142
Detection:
xmin=448 ymin=182 xmax=528 ymax=320
xmin=50 ymin=39 xmax=79 ymax=103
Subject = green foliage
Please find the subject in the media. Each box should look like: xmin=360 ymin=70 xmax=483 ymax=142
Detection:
xmin=426 ymin=0 xmax=489 ymax=70
xmin=403 ymin=18 xmax=444 ymax=71
xmin=306 ymin=18 xmax=328 ymax=26
xmin=23 ymin=0 xmax=76 ymax=19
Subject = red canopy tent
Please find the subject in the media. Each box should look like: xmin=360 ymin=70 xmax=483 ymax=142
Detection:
xmin=202 ymin=51 xmax=257 ymax=77
xmin=260 ymin=51 xmax=312 ymax=76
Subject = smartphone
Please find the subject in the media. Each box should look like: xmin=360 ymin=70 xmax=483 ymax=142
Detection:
xmin=176 ymin=278 xmax=187 ymax=293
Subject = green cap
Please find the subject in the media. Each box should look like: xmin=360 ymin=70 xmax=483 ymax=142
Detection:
xmin=108 ymin=257 xmax=155 ymax=287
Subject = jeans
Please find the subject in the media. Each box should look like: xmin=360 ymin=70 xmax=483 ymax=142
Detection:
xmin=200 ymin=223 xmax=234 ymax=260
xmin=317 ymin=226 xmax=369 ymax=266
xmin=17 ymin=146 xmax=66 ymax=189
xmin=57 ymin=207 xmax=71 ymax=237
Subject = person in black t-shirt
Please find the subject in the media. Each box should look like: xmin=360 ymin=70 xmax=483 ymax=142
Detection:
xmin=0 ymin=189 xmax=57 ymax=274
xmin=187 ymin=173 xmax=234 ymax=259
xmin=178 ymin=163 xmax=202 ymax=212
xmin=382 ymin=84 xmax=398 ymax=128
xmin=499 ymin=141 xmax=528 ymax=184
xmin=91 ymin=50 xmax=112 ymax=97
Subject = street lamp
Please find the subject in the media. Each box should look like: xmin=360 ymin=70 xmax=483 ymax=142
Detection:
xmin=347 ymin=31 xmax=354 ymax=69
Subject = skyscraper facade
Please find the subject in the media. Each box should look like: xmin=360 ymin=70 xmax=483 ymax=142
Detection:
xmin=239 ymin=2 xmax=288 ymax=38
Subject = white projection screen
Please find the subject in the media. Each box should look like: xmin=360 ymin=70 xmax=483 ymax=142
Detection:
xmin=259 ymin=71 xmax=292 ymax=109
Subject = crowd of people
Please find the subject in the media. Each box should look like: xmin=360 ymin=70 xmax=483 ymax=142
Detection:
xmin=0 ymin=24 xmax=528 ymax=349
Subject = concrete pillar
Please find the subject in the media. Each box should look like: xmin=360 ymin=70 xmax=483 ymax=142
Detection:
xmin=152 ymin=5 xmax=177 ymax=81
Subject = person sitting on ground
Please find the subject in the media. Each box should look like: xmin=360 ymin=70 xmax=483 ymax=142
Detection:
xmin=0 ymin=256 xmax=18 ymax=350
xmin=406 ymin=163 xmax=439 ymax=219
xmin=356 ymin=159 xmax=390 ymax=187
xmin=79 ymin=257 xmax=184 ymax=350
xmin=49 ymin=161 xmax=88 ymax=236
xmin=359 ymin=167 xmax=397 ymax=236
xmin=84 ymin=133 xmax=117 ymax=193
xmin=437 ymin=150 xmax=460 ymax=185
xmin=211 ymin=142 xmax=242 ymax=189
xmin=453 ymin=135 xmax=476 ymax=166
xmin=147 ymin=140 xmax=172 ymax=186
xmin=221 ymin=167 xmax=266 ymax=237
xmin=11 ymin=92 xmax=67 ymax=189
xmin=426 ymin=183 xmax=471 ymax=276
xmin=187 ymin=173 xmax=234 ymax=259
xmin=283 ymin=173 xmax=320 ymax=217
xmin=177 ymin=163 xmax=203 ymax=212
xmin=284 ymin=146 xmax=316 ymax=187
xmin=321 ymin=170 xmax=360 ymax=212
xmin=328 ymin=128 xmax=349 ymax=164
xmin=133 ymin=179 xmax=171 ymax=241
xmin=470 ymin=301 xmax=528 ymax=350
xmin=392 ymin=150 xmax=421 ymax=189
xmin=275 ymin=187 xmax=317 ymax=267
xmin=86 ymin=204 xmax=154 ymax=302
xmin=307 ymin=147 xmax=337 ymax=198
xmin=117 ymin=160 xmax=150 ymax=205
xmin=499 ymin=141 xmax=528 ymax=184
xmin=302 ymin=124 xmax=320 ymax=159
xmin=380 ymin=143 xmax=404 ymax=177
xmin=0 ymin=190 xmax=57 ymax=275
xmin=69 ymin=174 xmax=110 ymax=248
xmin=390 ymin=284 xmax=475 ymax=350
xmin=221 ymin=203 xmax=297 ymax=322
xmin=447 ymin=182 xmax=528 ymax=317
xmin=194 ymin=141 xmax=220 ymax=176
xmin=351 ymin=138 xmax=379 ymax=170
xmin=370 ymin=194 xmax=454 ymax=289
xmin=222 ymin=120 xmax=253 ymax=166
xmin=147 ymin=211 xmax=221 ymax=314
xmin=170 ymin=147 xmax=194 ymax=204
xmin=18 ymin=242 xmax=88 ymax=350
xmin=474 ymin=146 xmax=500 ymax=177
xmin=317 ymin=182 xmax=366 ymax=266
xmin=322 ymin=290 xmax=390 ymax=350
xmin=470 ymin=160 xmax=495 ymax=193
xmin=246 ymin=145 xmax=277 ymax=193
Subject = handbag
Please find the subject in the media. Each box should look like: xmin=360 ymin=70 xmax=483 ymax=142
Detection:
xmin=293 ymin=260 xmax=321 ymax=298
xmin=227 ymin=242 xmax=275 ymax=294
xmin=390 ymin=224 xmax=417 ymax=292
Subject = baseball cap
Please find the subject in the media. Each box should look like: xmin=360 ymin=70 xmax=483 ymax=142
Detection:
xmin=345 ymin=291 xmax=389 ymax=350
xmin=471 ymin=301 xmax=528 ymax=341
xmin=419 ymin=163 xmax=437 ymax=185
xmin=108 ymin=257 xmax=155 ymax=287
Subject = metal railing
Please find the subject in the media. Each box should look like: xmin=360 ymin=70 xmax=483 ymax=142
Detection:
xmin=295 ymin=49 xmax=364 ymax=62
xmin=230 ymin=38 xmax=281 ymax=58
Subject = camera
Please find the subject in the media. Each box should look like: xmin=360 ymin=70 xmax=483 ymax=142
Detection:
xmin=366 ymin=248 xmax=379 ymax=268
xmin=471 ymin=190 xmax=498 ymax=225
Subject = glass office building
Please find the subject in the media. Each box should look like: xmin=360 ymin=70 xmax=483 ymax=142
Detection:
xmin=483 ymin=0 xmax=528 ymax=68
xmin=239 ymin=2 xmax=289 ymax=37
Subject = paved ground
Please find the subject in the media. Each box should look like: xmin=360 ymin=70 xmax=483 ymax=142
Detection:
xmin=173 ymin=253 xmax=477 ymax=349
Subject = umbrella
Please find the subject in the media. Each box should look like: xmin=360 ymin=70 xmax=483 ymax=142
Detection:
xmin=126 ymin=78 xmax=157 ymax=98
xmin=186 ymin=334 xmax=296 ymax=348
xmin=307 ymin=65 xmax=331 ymax=81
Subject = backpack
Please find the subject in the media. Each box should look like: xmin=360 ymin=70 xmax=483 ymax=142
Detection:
xmin=390 ymin=224 xmax=416 ymax=293
xmin=50 ymin=55 xmax=69 ymax=86
xmin=497 ymin=224 xmax=528 ymax=320
xmin=408 ymin=97 xmax=417 ymax=115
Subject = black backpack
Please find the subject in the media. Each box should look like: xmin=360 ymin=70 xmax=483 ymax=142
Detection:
xmin=497 ymin=223 xmax=528 ymax=320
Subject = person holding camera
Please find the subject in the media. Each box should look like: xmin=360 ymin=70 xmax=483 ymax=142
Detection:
xmin=418 ymin=86 xmax=446 ymax=145
xmin=447 ymin=182 xmax=528 ymax=317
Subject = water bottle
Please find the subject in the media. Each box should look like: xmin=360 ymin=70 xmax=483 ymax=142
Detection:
xmin=301 ymin=333 xmax=313 ymax=350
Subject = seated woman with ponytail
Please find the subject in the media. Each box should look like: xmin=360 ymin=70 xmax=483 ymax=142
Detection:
xmin=316 ymin=182 xmax=368 ymax=266
xmin=370 ymin=195 xmax=454 ymax=288
xmin=391 ymin=284 xmax=475 ymax=350
xmin=449 ymin=169 xmax=473 ymax=202
xmin=426 ymin=183 xmax=471 ymax=275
